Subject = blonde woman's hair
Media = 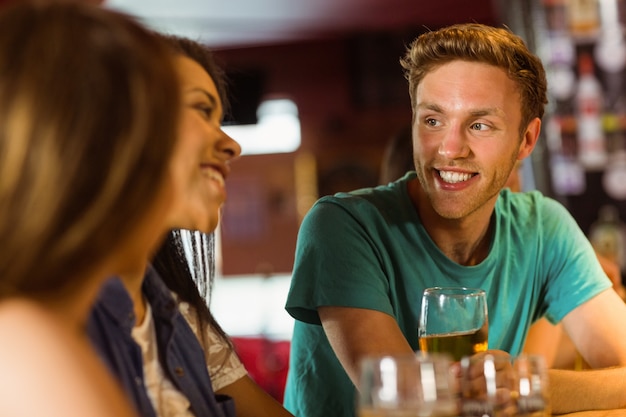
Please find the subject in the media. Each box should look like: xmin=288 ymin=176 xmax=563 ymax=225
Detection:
xmin=0 ymin=1 xmax=180 ymax=298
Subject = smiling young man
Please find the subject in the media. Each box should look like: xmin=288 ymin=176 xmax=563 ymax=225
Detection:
xmin=283 ymin=23 xmax=626 ymax=417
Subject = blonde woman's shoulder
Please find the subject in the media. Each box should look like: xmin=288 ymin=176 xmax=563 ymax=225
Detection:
xmin=0 ymin=298 xmax=138 ymax=417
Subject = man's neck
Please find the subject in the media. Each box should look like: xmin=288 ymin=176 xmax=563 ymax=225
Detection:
xmin=407 ymin=178 xmax=495 ymax=266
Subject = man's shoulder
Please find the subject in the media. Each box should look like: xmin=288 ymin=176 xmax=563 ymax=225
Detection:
xmin=498 ymin=189 xmax=568 ymax=216
xmin=496 ymin=189 xmax=580 ymax=246
xmin=313 ymin=177 xmax=411 ymax=214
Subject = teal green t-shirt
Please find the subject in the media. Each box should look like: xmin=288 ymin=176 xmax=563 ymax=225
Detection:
xmin=283 ymin=173 xmax=611 ymax=417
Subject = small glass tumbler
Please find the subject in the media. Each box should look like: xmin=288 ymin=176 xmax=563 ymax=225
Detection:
xmin=513 ymin=354 xmax=550 ymax=417
xmin=459 ymin=353 xmax=517 ymax=417
xmin=357 ymin=352 xmax=458 ymax=417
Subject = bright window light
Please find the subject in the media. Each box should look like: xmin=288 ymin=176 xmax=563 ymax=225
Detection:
xmin=223 ymin=98 xmax=301 ymax=155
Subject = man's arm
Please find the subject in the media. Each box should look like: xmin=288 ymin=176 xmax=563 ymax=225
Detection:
xmin=548 ymin=289 xmax=626 ymax=413
xmin=524 ymin=252 xmax=624 ymax=370
xmin=562 ymin=289 xmax=626 ymax=368
xmin=318 ymin=306 xmax=414 ymax=388
xmin=550 ymin=368 xmax=626 ymax=414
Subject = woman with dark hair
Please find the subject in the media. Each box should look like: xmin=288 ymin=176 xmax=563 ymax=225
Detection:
xmin=88 ymin=35 xmax=294 ymax=417
xmin=0 ymin=2 xmax=182 ymax=416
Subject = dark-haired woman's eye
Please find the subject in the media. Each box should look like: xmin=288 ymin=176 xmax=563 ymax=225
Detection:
xmin=195 ymin=103 xmax=214 ymax=119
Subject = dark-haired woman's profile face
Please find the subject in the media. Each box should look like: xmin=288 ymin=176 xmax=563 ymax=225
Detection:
xmin=167 ymin=56 xmax=241 ymax=234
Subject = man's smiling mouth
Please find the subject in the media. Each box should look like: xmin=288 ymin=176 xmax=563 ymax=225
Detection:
xmin=437 ymin=170 xmax=474 ymax=184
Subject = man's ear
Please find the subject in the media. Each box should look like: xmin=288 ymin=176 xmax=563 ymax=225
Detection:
xmin=517 ymin=117 xmax=541 ymax=160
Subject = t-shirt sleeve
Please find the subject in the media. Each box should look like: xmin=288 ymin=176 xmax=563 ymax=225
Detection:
xmin=177 ymin=300 xmax=247 ymax=391
xmin=539 ymin=197 xmax=613 ymax=324
xmin=285 ymin=197 xmax=395 ymax=325
xmin=203 ymin=325 xmax=247 ymax=391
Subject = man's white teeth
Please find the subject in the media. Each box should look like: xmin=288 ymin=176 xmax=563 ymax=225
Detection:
xmin=439 ymin=170 xmax=472 ymax=183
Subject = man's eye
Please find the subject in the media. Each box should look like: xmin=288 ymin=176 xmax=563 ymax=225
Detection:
xmin=425 ymin=118 xmax=439 ymax=126
xmin=470 ymin=123 xmax=488 ymax=131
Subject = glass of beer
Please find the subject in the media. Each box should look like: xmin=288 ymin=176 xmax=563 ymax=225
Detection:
xmin=356 ymin=353 xmax=458 ymax=417
xmin=418 ymin=287 xmax=489 ymax=361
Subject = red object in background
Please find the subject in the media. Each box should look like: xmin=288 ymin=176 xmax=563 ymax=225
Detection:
xmin=231 ymin=337 xmax=290 ymax=403
xmin=0 ymin=0 xmax=105 ymax=5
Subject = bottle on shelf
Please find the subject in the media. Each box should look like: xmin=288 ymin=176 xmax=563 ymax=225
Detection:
xmin=575 ymin=52 xmax=608 ymax=170
xmin=589 ymin=205 xmax=626 ymax=272
xmin=567 ymin=0 xmax=601 ymax=41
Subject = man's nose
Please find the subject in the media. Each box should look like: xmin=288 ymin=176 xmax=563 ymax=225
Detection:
xmin=438 ymin=125 xmax=469 ymax=159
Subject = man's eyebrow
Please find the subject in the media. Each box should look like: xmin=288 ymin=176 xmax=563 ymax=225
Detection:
xmin=416 ymin=102 xmax=444 ymax=113
xmin=469 ymin=107 xmax=506 ymax=118
xmin=416 ymin=102 xmax=505 ymax=117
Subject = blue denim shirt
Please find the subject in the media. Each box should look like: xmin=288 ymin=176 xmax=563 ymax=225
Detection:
xmin=87 ymin=267 xmax=235 ymax=417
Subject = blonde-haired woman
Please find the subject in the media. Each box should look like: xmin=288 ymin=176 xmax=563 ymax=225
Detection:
xmin=0 ymin=2 xmax=182 ymax=416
